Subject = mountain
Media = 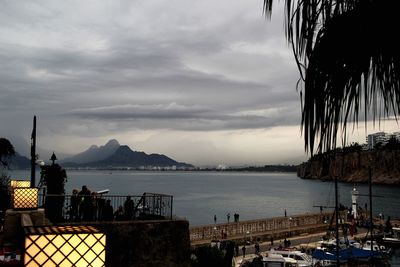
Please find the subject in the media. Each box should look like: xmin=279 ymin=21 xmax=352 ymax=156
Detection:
xmin=5 ymin=135 xmax=71 ymax=160
xmin=61 ymin=139 xmax=120 ymax=164
xmin=9 ymin=152 xmax=31 ymax=169
xmin=85 ymin=145 xmax=192 ymax=168
xmin=60 ymin=140 xmax=193 ymax=169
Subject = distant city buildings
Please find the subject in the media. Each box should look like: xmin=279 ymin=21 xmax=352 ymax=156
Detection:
xmin=366 ymin=131 xmax=400 ymax=149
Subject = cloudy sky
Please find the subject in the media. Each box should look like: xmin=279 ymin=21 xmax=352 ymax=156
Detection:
xmin=0 ymin=0 xmax=397 ymax=166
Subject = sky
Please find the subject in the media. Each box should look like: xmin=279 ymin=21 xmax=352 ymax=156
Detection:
xmin=0 ymin=1 xmax=398 ymax=167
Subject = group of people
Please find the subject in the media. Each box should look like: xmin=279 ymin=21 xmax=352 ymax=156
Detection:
xmin=213 ymin=212 xmax=240 ymax=224
xmin=69 ymin=185 xmax=136 ymax=221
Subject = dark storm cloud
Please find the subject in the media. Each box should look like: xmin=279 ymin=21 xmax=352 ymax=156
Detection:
xmin=0 ymin=0 xmax=308 ymax=163
xmin=65 ymin=101 xmax=299 ymax=131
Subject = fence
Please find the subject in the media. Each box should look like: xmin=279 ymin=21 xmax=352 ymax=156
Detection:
xmin=38 ymin=191 xmax=173 ymax=222
xmin=190 ymin=212 xmax=333 ymax=242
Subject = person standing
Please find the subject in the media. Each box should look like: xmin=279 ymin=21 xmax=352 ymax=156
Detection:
xmin=242 ymin=245 xmax=246 ymax=258
xmin=255 ymin=242 xmax=260 ymax=254
xmin=227 ymin=213 xmax=230 ymax=223
xmin=70 ymin=189 xmax=79 ymax=221
xmin=102 ymin=199 xmax=114 ymax=221
xmin=124 ymin=196 xmax=134 ymax=220
xmin=214 ymin=214 xmax=217 ymax=224
xmin=78 ymin=185 xmax=89 ymax=220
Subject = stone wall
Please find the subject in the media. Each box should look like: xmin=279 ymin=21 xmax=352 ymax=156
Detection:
xmin=3 ymin=208 xmax=45 ymax=243
xmin=95 ymin=219 xmax=191 ymax=267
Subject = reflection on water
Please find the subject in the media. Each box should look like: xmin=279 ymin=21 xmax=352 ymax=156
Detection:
xmin=388 ymin=249 xmax=400 ymax=266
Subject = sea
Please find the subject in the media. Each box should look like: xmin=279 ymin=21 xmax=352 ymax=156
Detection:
xmin=7 ymin=170 xmax=400 ymax=265
xmin=8 ymin=170 xmax=399 ymax=226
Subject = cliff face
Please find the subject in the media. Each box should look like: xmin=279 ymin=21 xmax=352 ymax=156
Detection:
xmin=297 ymin=149 xmax=400 ymax=185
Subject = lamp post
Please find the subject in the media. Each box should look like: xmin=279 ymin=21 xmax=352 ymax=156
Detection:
xmin=245 ymin=230 xmax=250 ymax=245
xmin=288 ymin=217 xmax=293 ymax=237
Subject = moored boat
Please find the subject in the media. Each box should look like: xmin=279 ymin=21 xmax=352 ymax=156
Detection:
xmin=269 ymin=248 xmax=313 ymax=267
xmin=382 ymin=227 xmax=400 ymax=248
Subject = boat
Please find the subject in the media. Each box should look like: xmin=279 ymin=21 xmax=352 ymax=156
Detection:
xmin=361 ymin=239 xmax=391 ymax=255
xmin=312 ymin=246 xmax=381 ymax=265
xmin=269 ymin=248 xmax=313 ymax=267
xmin=382 ymin=227 xmax=400 ymax=248
xmin=236 ymin=253 xmax=299 ymax=267
xmin=261 ymin=253 xmax=299 ymax=267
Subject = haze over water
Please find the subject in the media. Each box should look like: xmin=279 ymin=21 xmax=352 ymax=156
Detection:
xmin=10 ymin=170 xmax=399 ymax=226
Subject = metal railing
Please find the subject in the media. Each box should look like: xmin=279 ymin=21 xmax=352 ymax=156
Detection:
xmin=189 ymin=212 xmax=332 ymax=242
xmin=38 ymin=192 xmax=173 ymax=222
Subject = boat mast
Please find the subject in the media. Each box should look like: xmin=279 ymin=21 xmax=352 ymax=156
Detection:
xmin=335 ymin=173 xmax=339 ymax=267
xmin=369 ymin=165 xmax=373 ymax=251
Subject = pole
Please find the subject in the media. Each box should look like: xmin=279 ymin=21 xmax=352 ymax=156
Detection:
xmin=335 ymin=175 xmax=339 ymax=267
xmin=369 ymin=165 xmax=373 ymax=252
xmin=30 ymin=116 xmax=36 ymax=188
xmin=170 ymin=196 xmax=173 ymax=220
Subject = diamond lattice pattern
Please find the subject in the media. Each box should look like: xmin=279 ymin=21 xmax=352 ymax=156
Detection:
xmin=10 ymin=180 xmax=31 ymax=188
xmin=13 ymin=188 xmax=38 ymax=209
xmin=24 ymin=233 xmax=106 ymax=267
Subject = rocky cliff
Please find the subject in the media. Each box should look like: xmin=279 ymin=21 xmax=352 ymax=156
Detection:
xmin=297 ymin=149 xmax=400 ymax=185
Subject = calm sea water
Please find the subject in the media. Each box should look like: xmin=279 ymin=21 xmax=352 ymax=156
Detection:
xmin=8 ymin=170 xmax=399 ymax=226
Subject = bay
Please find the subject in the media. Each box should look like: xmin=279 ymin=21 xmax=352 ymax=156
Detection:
xmin=8 ymin=170 xmax=399 ymax=226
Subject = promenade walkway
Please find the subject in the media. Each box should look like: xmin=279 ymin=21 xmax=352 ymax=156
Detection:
xmin=190 ymin=212 xmax=332 ymax=246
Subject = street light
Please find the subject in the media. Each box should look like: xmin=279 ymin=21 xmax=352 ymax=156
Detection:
xmin=288 ymin=217 xmax=293 ymax=237
xmin=245 ymin=230 xmax=250 ymax=244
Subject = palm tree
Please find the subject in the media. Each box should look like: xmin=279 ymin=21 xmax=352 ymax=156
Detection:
xmin=0 ymin=138 xmax=15 ymax=168
xmin=0 ymin=138 xmax=15 ymax=212
xmin=264 ymin=0 xmax=400 ymax=154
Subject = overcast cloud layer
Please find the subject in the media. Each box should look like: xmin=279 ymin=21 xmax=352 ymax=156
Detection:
xmin=1 ymin=0 xmax=388 ymax=166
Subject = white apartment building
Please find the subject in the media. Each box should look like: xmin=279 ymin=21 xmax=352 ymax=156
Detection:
xmin=366 ymin=132 xmax=388 ymax=149
xmin=366 ymin=131 xmax=400 ymax=149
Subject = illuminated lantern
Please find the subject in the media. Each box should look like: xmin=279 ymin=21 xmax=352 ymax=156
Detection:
xmin=24 ymin=225 xmax=106 ymax=267
xmin=12 ymin=188 xmax=38 ymax=210
xmin=10 ymin=180 xmax=31 ymax=188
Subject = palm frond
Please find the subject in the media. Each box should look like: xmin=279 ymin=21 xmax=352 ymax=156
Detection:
xmin=264 ymin=0 xmax=400 ymax=154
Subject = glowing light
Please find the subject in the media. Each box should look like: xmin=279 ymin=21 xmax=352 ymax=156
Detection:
xmin=10 ymin=180 xmax=31 ymax=188
xmin=13 ymin=188 xmax=38 ymax=209
xmin=24 ymin=226 xmax=106 ymax=267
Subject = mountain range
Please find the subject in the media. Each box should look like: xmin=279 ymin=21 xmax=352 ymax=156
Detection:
xmin=8 ymin=139 xmax=193 ymax=169
xmin=61 ymin=139 xmax=120 ymax=164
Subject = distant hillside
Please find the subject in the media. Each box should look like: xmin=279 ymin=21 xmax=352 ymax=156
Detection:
xmin=85 ymin=145 xmax=192 ymax=168
xmin=227 ymin=165 xmax=298 ymax=172
xmin=5 ymin=138 xmax=192 ymax=169
xmin=9 ymin=152 xmax=30 ymax=169
xmin=297 ymin=144 xmax=400 ymax=185
xmin=60 ymin=140 xmax=193 ymax=169
xmin=62 ymin=139 xmax=120 ymax=164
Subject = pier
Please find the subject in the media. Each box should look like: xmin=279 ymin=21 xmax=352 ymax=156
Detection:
xmin=190 ymin=212 xmax=331 ymax=246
